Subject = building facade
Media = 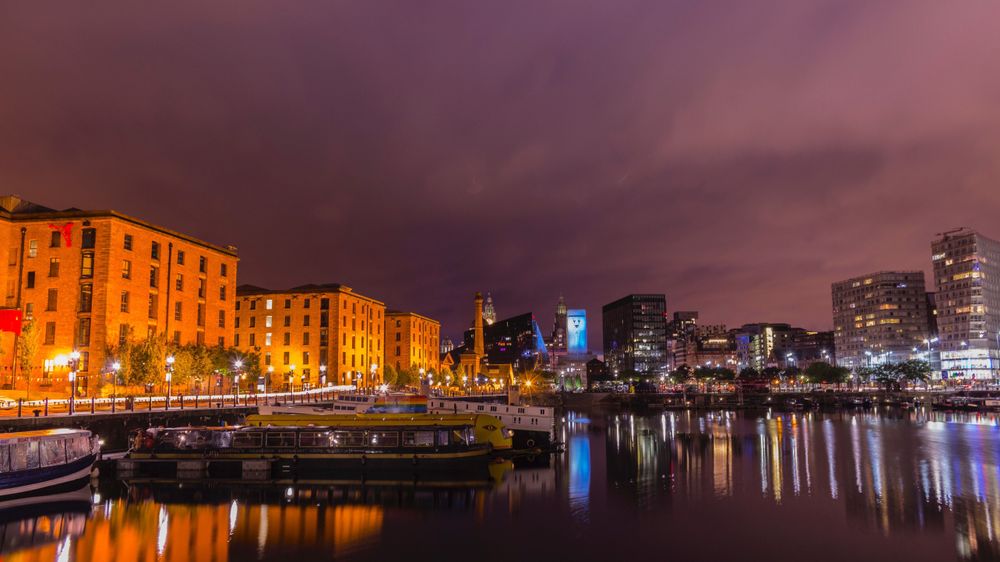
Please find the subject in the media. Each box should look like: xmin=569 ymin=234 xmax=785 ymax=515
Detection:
xmin=0 ymin=196 xmax=238 ymax=395
xmin=385 ymin=311 xmax=441 ymax=374
xmin=831 ymin=271 xmax=931 ymax=370
xmin=602 ymin=294 xmax=668 ymax=377
xmin=931 ymin=229 xmax=1000 ymax=379
xmin=234 ymin=284 xmax=385 ymax=390
xmin=460 ymin=312 xmax=548 ymax=374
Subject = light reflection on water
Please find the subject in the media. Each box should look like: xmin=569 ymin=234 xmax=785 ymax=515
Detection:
xmin=1 ymin=409 xmax=998 ymax=562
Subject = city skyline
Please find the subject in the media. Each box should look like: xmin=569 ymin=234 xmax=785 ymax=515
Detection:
xmin=4 ymin=2 xmax=1000 ymax=351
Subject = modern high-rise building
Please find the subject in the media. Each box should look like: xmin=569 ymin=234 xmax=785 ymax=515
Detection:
xmin=385 ymin=310 xmax=440 ymax=374
xmin=549 ymin=295 xmax=567 ymax=355
xmin=566 ymin=309 xmax=587 ymax=355
xmin=458 ymin=312 xmax=549 ymax=373
xmin=931 ymin=228 xmax=1000 ymax=379
xmin=831 ymin=271 xmax=931 ymax=370
xmin=734 ymin=323 xmax=795 ymax=371
xmin=0 ymin=195 xmax=239 ymax=395
xmin=602 ymin=294 xmax=667 ymax=377
xmin=234 ymin=284 xmax=385 ymax=390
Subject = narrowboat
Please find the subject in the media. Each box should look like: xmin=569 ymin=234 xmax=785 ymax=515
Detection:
xmin=122 ymin=416 xmax=505 ymax=479
xmin=246 ymin=412 xmax=513 ymax=452
xmin=0 ymin=429 xmax=99 ymax=499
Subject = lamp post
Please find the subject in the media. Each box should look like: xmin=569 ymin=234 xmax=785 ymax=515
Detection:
xmin=67 ymin=351 xmax=81 ymax=415
xmin=234 ymin=359 xmax=243 ymax=402
xmin=112 ymin=361 xmax=121 ymax=398
xmin=959 ymin=340 xmax=968 ymax=377
xmin=319 ymin=364 xmax=327 ymax=387
xmin=370 ymin=363 xmax=378 ymax=393
xmin=266 ymin=365 xmax=274 ymax=395
xmin=287 ymin=365 xmax=296 ymax=393
xmin=165 ymin=355 xmax=174 ymax=410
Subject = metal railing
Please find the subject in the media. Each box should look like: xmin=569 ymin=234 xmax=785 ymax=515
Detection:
xmin=7 ymin=386 xmax=355 ymax=418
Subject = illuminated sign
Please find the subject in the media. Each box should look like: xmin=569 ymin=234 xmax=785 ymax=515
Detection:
xmin=567 ymin=309 xmax=587 ymax=354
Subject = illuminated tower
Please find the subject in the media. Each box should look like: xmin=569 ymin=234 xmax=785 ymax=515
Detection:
xmin=473 ymin=292 xmax=485 ymax=358
xmin=551 ymin=295 xmax=567 ymax=354
xmin=483 ymin=293 xmax=496 ymax=325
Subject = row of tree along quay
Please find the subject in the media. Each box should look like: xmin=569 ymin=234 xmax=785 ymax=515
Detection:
xmin=14 ymin=320 xmax=263 ymax=399
xmin=594 ymin=360 xmax=935 ymax=394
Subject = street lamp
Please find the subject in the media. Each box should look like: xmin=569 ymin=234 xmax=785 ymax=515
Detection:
xmin=165 ymin=355 xmax=175 ymax=409
xmin=111 ymin=361 xmax=121 ymax=399
xmin=288 ymin=365 xmax=296 ymax=392
xmin=266 ymin=365 xmax=274 ymax=394
xmin=319 ymin=364 xmax=327 ymax=386
xmin=370 ymin=363 xmax=378 ymax=392
xmin=67 ymin=350 xmax=81 ymax=415
xmin=233 ymin=359 xmax=243 ymax=401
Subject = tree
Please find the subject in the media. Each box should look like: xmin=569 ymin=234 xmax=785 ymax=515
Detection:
xmin=896 ymin=360 xmax=932 ymax=385
xmin=396 ymin=365 xmax=417 ymax=387
xmin=16 ymin=319 xmax=40 ymax=398
xmin=762 ymin=367 xmax=783 ymax=381
xmin=804 ymin=362 xmax=850 ymax=384
xmin=382 ymin=363 xmax=398 ymax=387
xmin=738 ymin=367 xmax=762 ymax=380
xmin=853 ymin=366 xmax=876 ymax=383
xmin=126 ymin=333 xmax=166 ymax=387
xmin=669 ymin=365 xmax=693 ymax=384
xmin=167 ymin=344 xmax=213 ymax=388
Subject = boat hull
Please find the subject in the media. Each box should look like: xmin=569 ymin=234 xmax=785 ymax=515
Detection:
xmin=123 ymin=449 xmax=493 ymax=479
xmin=0 ymin=454 xmax=97 ymax=500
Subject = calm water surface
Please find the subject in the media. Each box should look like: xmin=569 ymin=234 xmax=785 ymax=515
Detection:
xmin=4 ymin=408 xmax=1000 ymax=562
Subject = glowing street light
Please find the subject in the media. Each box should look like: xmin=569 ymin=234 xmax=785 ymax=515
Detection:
xmin=165 ymin=355 xmax=175 ymax=409
xmin=112 ymin=361 xmax=121 ymax=399
xmin=233 ymin=358 xmax=244 ymax=399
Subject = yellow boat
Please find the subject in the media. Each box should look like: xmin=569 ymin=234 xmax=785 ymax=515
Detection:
xmin=245 ymin=413 xmax=513 ymax=451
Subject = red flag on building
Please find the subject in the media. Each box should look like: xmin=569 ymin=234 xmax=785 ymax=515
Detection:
xmin=0 ymin=309 xmax=23 ymax=335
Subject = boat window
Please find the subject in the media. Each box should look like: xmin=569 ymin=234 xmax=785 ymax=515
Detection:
xmin=299 ymin=432 xmax=332 ymax=447
xmin=0 ymin=445 xmax=9 ymax=472
xmin=265 ymin=432 xmax=297 ymax=448
xmin=65 ymin=437 xmax=86 ymax=461
xmin=40 ymin=439 xmax=66 ymax=467
xmin=402 ymin=431 xmax=435 ymax=447
xmin=11 ymin=441 xmax=40 ymax=471
xmin=170 ymin=430 xmax=220 ymax=450
xmin=436 ymin=430 xmax=450 ymax=447
xmin=449 ymin=429 xmax=474 ymax=446
xmin=332 ymin=431 xmax=364 ymax=447
xmin=233 ymin=432 xmax=263 ymax=448
xmin=369 ymin=431 xmax=399 ymax=448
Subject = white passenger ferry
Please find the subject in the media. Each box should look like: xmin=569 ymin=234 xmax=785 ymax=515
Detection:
xmin=0 ymin=429 xmax=99 ymax=499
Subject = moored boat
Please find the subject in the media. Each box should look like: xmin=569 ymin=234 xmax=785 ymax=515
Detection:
xmin=0 ymin=429 xmax=99 ymax=500
xmin=246 ymin=412 xmax=513 ymax=452
xmin=320 ymin=393 xmax=428 ymax=414
xmin=122 ymin=415 xmax=507 ymax=480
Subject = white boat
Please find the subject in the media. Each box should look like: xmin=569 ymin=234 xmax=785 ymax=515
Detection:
xmin=0 ymin=429 xmax=99 ymax=499
xmin=263 ymin=393 xmax=428 ymax=415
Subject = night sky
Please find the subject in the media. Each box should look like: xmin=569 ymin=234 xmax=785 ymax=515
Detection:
xmin=3 ymin=2 xmax=1000 ymax=349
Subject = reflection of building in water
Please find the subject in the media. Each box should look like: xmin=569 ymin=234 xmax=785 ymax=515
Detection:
xmin=0 ymin=489 xmax=89 ymax=561
xmin=57 ymin=497 xmax=383 ymax=562
xmin=604 ymin=414 xmax=674 ymax=506
xmin=602 ymin=409 xmax=1000 ymax=560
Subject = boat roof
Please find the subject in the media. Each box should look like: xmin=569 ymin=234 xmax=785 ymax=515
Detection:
xmin=246 ymin=413 xmax=487 ymax=428
xmin=0 ymin=428 xmax=90 ymax=442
